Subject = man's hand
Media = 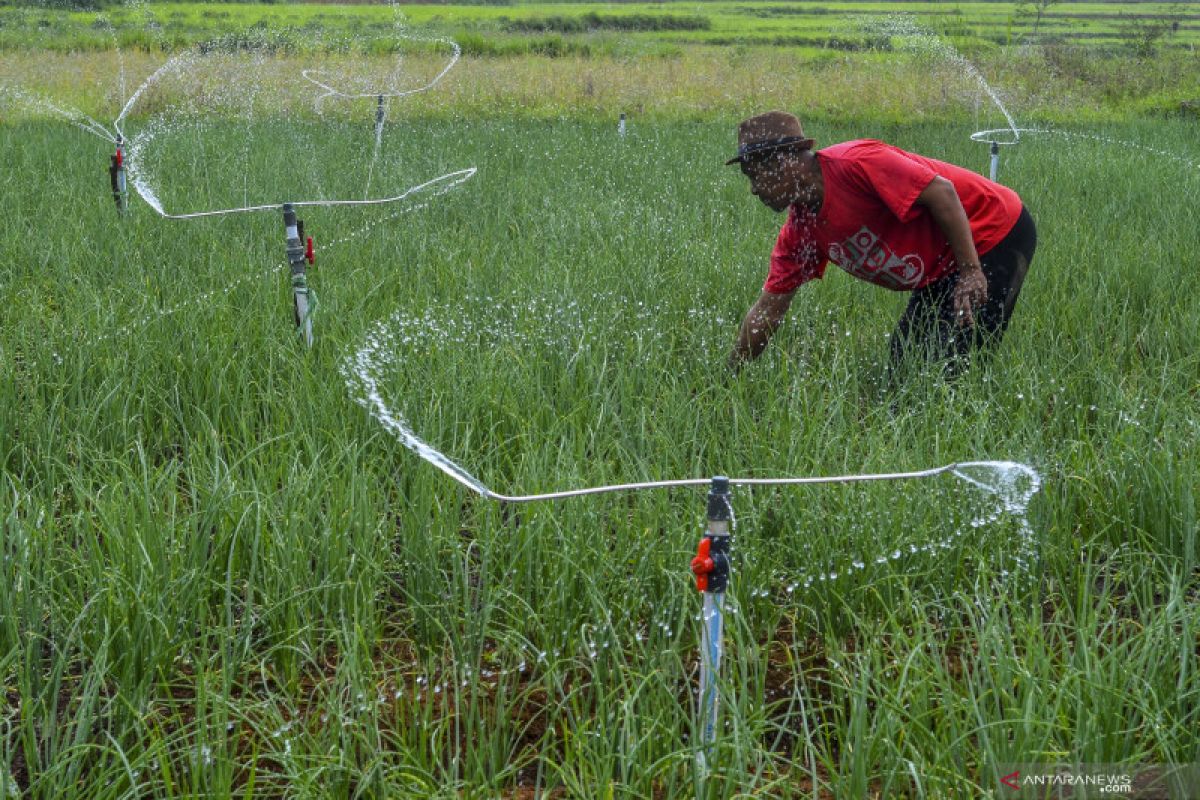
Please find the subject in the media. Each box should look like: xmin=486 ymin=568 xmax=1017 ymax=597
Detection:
xmin=730 ymin=290 xmax=796 ymax=370
xmin=727 ymin=349 xmax=747 ymax=374
xmin=916 ymin=177 xmax=988 ymax=327
xmin=952 ymin=264 xmax=987 ymax=327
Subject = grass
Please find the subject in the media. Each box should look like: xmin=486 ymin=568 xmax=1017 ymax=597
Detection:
xmin=1 ymin=9 xmax=1199 ymax=800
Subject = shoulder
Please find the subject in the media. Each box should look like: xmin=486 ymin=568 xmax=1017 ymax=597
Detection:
xmin=818 ymin=139 xmax=888 ymax=161
xmin=816 ymin=140 xmax=896 ymax=183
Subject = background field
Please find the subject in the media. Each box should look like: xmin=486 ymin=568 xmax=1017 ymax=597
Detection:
xmin=4 ymin=0 xmax=1200 ymax=124
xmin=1 ymin=2 xmax=1199 ymax=798
xmin=3 ymin=1 xmax=1200 ymax=55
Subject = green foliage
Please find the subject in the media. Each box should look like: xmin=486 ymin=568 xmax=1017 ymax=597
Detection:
xmin=1014 ymin=0 xmax=1063 ymax=39
xmin=705 ymin=33 xmax=891 ymax=51
xmin=1117 ymin=2 xmax=1189 ymax=58
xmin=1 ymin=6 xmax=1198 ymax=794
xmin=1 ymin=103 xmax=1198 ymax=796
xmin=500 ymin=11 xmax=711 ymax=34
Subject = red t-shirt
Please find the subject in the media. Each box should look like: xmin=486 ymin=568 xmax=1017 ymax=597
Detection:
xmin=764 ymin=140 xmax=1023 ymax=294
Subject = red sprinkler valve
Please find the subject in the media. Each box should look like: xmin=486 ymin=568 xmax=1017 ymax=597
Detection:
xmin=691 ymin=478 xmax=731 ymax=594
xmin=115 ymin=147 xmax=123 ymax=167
xmin=305 ymin=237 xmax=314 ymax=265
xmin=691 ymin=538 xmax=715 ymax=592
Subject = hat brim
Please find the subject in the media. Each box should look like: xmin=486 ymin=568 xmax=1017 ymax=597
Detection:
xmin=725 ymin=137 xmax=815 ymax=166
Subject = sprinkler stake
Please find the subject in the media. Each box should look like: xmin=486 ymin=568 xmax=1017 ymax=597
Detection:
xmin=691 ymin=476 xmax=732 ymax=776
xmin=283 ymin=203 xmax=314 ymax=348
xmin=989 ymin=140 xmax=1000 ymax=182
xmin=109 ymin=137 xmax=127 ymax=214
xmin=374 ymin=94 xmax=387 ymax=147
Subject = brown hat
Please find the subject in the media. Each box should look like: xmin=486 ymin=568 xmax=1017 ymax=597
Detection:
xmin=725 ymin=111 xmax=816 ymax=165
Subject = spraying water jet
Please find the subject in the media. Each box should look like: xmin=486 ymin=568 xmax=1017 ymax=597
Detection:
xmin=344 ymin=320 xmax=1043 ymax=775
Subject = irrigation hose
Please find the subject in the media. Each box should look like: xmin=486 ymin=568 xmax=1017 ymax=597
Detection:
xmin=479 ymin=462 xmax=964 ymax=504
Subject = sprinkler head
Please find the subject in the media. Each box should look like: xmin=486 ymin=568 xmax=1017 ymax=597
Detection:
xmin=707 ymin=476 xmax=731 ymax=522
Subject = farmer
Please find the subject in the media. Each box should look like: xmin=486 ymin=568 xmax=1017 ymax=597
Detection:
xmin=725 ymin=111 xmax=1037 ymax=377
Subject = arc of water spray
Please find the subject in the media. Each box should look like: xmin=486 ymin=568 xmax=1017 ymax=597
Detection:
xmin=973 ymin=126 xmax=1200 ymax=174
xmin=90 ymin=168 xmax=477 ymax=344
xmin=301 ymin=37 xmax=462 ymax=103
xmin=94 ymin=15 xmax=127 ymax=116
xmin=90 ymin=28 xmax=476 ymax=339
xmin=346 ymin=291 xmax=1041 ymax=788
xmin=300 ymin=35 xmax=462 ymax=199
xmin=865 ymin=14 xmax=1021 ymax=144
xmin=114 ymin=48 xmax=197 ymax=142
xmin=0 ymin=85 xmax=119 ymax=145
xmin=0 ymin=7 xmax=187 ymax=165
xmin=344 ymin=322 xmax=1041 ymax=505
xmin=124 ymin=156 xmax=476 ymax=220
xmin=119 ymin=33 xmax=466 ymax=219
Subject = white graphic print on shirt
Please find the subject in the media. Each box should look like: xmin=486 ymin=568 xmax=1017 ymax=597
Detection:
xmin=827 ymin=226 xmax=926 ymax=290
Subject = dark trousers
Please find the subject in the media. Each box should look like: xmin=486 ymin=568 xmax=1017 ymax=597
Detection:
xmin=889 ymin=206 xmax=1038 ymax=376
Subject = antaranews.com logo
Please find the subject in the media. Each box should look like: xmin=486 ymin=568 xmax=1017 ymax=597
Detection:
xmin=997 ymin=763 xmax=1200 ymax=799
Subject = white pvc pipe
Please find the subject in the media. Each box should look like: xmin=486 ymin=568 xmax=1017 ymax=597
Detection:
xmin=697 ymin=590 xmax=724 ymax=767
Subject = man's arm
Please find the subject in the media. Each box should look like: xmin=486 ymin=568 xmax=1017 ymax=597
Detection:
xmin=728 ymin=289 xmax=796 ymax=371
xmin=916 ymin=176 xmax=987 ymax=326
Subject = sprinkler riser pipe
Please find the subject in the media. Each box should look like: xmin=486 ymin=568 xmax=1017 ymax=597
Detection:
xmin=282 ymin=204 xmax=306 ymax=274
xmin=110 ymin=137 xmax=128 ymax=214
xmin=108 ymin=155 xmax=127 ymax=213
xmin=282 ymin=203 xmax=313 ymax=347
xmin=989 ymin=140 xmax=1000 ymax=182
xmin=696 ymin=475 xmax=732 ymax=757
xmin=698 ymin=591 xmax=724 ymax=747
xmin=704 ymin=476 xmax=732 ymax=591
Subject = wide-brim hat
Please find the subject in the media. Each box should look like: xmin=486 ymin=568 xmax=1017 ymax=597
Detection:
xmin=725 ymin=111 xmax=815 ymax=165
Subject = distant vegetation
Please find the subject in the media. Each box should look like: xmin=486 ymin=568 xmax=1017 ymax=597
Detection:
xmin=2 ymin=1 xmax=1197 ymax=119
xmin=500 ymin=12 xmax=710 ymax=34
xmin=0 ymin=1 xmax=1197 ymax=56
